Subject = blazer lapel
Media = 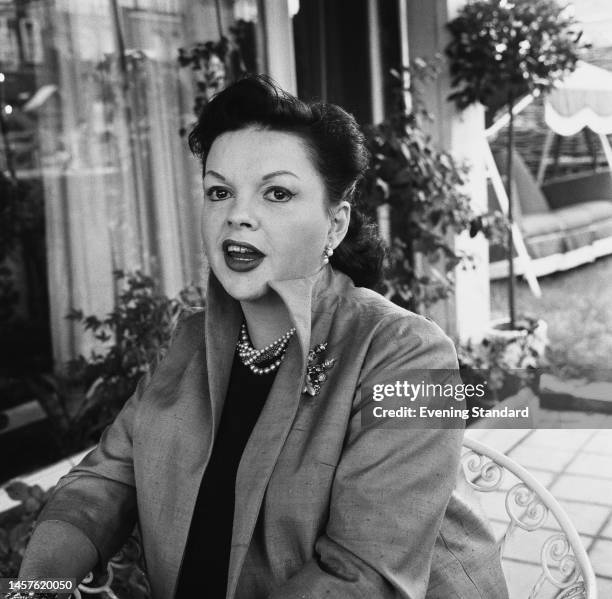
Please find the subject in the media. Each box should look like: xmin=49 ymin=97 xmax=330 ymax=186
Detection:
xmin=166 ymin=274 xmax=241 ymax=598
xmin=167 ymin=268 xmax=333 ymax=599
xmin=225 ymin=275 xmax=316 ymax=599
xmin=206 ymin=273 xmax=242 ymax=430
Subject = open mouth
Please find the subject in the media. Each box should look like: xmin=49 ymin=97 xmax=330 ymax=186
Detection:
xmin=222 ymin=239 xmax=265 ymax=272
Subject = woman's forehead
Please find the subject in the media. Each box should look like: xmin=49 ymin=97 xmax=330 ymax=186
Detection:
xmin=205 ymin=127 xmax=318 ymax=179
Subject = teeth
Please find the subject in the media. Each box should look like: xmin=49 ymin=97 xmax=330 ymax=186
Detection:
xmin=227 ymin=244 xmax=258 ymax=254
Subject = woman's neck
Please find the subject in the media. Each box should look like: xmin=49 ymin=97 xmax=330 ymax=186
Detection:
xmin=240 ymin=293 xmax=293 ymax=349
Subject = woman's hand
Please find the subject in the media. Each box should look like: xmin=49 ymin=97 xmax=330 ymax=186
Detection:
xmin=18 ymin=520 xmax=98 ymax=585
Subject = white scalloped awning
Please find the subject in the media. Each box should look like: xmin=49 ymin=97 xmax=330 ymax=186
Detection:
xmin=545 ymin=61 xmax=612 ymax=136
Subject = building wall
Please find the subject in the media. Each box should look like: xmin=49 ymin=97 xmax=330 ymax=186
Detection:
xmin=406 ymin=0 xmax=490 ymax=341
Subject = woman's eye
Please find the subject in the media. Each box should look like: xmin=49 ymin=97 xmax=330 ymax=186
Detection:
xmin=206 ymin=187 xmax=231 ymax=201
xmin=264 ymin=187 xmax=295 ymax=202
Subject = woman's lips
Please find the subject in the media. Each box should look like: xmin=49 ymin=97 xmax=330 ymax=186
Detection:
xmin=222 ymin=240 xmax=265 ymax=272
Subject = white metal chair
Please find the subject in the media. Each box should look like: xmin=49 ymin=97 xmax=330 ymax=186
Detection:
xmin=72 ymin=534 xmax=149 ymax=599
xmin=462 ymin=436 xmax=598 ymax=599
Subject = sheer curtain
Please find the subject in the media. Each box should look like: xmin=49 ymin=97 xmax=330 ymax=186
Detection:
xmin=36 ymin=0 xmax=262 ymax=365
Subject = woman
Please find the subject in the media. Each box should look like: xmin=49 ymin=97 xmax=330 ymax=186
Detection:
xmin=17 ymin=76 xmax=507 ymax=598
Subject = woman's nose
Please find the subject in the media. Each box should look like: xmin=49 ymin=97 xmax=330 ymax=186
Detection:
xmin=226 ymin=196 xmax=258 ymax=229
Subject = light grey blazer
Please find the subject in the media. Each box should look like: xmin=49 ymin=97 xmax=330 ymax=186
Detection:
xmin=38 ymin=266 xmax=508 ymax=598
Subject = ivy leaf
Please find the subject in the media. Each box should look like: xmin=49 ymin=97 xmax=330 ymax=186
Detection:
xmin=5 ymin=481 xmax=30 ymax=502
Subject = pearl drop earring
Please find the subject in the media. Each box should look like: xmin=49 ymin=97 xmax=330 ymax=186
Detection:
xmin=322 ymin=243 xmax=334 ymax=265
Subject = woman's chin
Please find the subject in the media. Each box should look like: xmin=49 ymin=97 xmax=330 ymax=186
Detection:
xmin=229 ymin=287 xmax=269 ymax=303
xmin=215 ymin=271 xmax=269 ymax=302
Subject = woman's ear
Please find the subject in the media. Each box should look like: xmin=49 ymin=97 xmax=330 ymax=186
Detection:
xmin=328 ymin=201 xmax=351 ymax=249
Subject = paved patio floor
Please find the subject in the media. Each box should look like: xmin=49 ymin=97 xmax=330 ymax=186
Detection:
xmin=466 ymin=427 xmax=612 ymax=598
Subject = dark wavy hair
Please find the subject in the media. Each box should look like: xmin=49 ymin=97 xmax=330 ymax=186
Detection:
xmin=188 ymin=74 xmax=385 ymax=289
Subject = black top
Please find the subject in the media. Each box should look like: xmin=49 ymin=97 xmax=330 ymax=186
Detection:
xmin=175 ymin=351 xmax=276 ymax=598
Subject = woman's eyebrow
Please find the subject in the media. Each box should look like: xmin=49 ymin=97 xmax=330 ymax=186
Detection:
xmin=261 ymin=170 xmax=300 ymax=181
xmin=204 ymin=170 xmax=227 ymax=181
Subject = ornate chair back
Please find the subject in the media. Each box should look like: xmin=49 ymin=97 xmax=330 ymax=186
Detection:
xmin=462 ymin=436 xmax=598 ymax=599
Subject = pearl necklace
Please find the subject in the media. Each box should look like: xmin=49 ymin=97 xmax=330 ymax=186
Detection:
xmin=236 ymin=322 xmax=296 ymax=375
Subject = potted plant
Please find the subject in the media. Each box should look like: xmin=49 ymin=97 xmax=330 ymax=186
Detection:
xmin=26 ymin=271 xmax=205 ymax=458
xmin=361 ymin=59 xmax=502 ymax=312
xmin=445 ymin=0 xmax=586 ymax=330
xmin=458 ymin=314 xmax=548 ymax=408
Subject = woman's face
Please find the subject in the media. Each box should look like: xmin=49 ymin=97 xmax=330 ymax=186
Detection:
xmin=201 ymin=126 xmax=344 ymax=302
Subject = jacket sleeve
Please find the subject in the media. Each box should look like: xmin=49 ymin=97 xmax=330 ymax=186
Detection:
xmin=35 ymin=311 xmax=201 ymax=567
xmin=268 ymin=314 xmax=465 ymax=599
xmin=34 ymin=373 xmax=145 ymax=567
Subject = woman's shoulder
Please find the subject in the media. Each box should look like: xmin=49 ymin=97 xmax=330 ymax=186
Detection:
xmin=342 ymin=281 xmax=451 ymax=337
xmin=332 ymin=281 xmax=458 ymax=370
xmin=156 ymin=308 xmax=206 ymax=369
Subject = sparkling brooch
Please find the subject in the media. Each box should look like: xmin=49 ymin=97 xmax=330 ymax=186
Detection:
xmin=302 ymin=342 xmax=336 ymax=397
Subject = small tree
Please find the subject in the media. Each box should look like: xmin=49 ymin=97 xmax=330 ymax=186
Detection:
xmin=445 ymin=0 xmax=586 ymax=328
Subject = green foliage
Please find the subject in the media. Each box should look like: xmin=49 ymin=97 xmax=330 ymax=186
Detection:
xmin=361 ymin=60 xmax=504 ymax=310
xmin=177 ymin=20 xmax=254 ymax=128
xmin=178 ymin=38 xmax=237 ymax=119
xmin=27 ymin=271 xmax=205 ymax=455
xmin=445 ymin=0 xmax=587 ymax=111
